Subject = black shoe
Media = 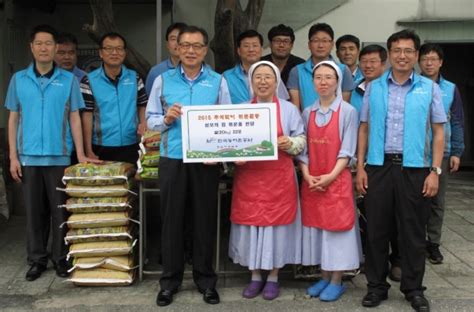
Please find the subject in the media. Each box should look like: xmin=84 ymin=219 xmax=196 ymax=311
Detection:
xmin=426 ymin=243 xmax=443 ymax=264
xmin=25 ymin=263 xmax=47 ymax=281
xmin=388 ymin=265 xmax=402 ymax=282
xmin=156 ymin=289 xmax=177 ymax=307
xmin=410 ymin=295 xmax=430 ymax=312
xmin=199 ymin=288 xmax=220 ymax=304
xmin=362 ymin=292 xmax=388 ymax=307
xmin=53 ymin=259 xmax=71 ymax=278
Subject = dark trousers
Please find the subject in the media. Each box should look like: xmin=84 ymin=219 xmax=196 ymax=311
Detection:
xmin=92 ymin=143 xmax=139 ymax=165
xmin=427 ymin=158 xmax=450 ymax=245
xmin=158 ymin=157 xmax=219 ymax=291
xmin=364 ymin=161 xmax=430 ymax=298
xmin=22 ymin=166 xmax=68 ymax=266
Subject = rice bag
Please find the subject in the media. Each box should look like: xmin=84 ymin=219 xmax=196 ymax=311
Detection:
xmin=141 ymin=131 xmax=161 ymax=150
xmin=69 ymin=268 xmax=134 ymax=286
xmin=57 ymin=183 xmax=134 ymax=197
xmin=62 ymin=162 xmax=135 ymax=186
xmin=63 ymin=212 xmax=135 ymax=229
xmin=65 ymin=226 xmax=133 ymax=244
xmin=139 ymin=150 xmax=159 ymax=167
xmin=59 ymin=197 xmax=131 ymax=213
xmin=70 ymin=255 xmax=135 ymax=272
xmin=68 ymin=240 xmax=136 ymax=259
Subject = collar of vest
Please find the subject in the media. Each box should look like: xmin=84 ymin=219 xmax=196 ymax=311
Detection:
xmin=27 ymin=62 xmax=61 ymax=83
xmin=382 ymin=70 xmax=422 ymax=87
xmin=97 ymin=64 xmax=130 ymax=82
xmin=176 ymin=63 xmax=210 ymax=83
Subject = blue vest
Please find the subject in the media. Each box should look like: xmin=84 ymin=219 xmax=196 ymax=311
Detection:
xmin=367 ymin=71 xmax=434 ymax=167
xmin=160 ymin=65 xmax=222 ymax=159
xmin=353 ymin=67 xmax=364 ymax=86
xmin=438 ymin=76 xmax=455 ymax=156
xmin=15 ymin=64 xmax=75 ymax=157
xmin=350 ymin=82 xmax=365 ymax=113
xmin=297 ymin=58 xmax=347 ymax=110
xmin=223 ymin=65 xmax=249 ymax=104
xmin=88 ymin=65 xmax=138 ymax=147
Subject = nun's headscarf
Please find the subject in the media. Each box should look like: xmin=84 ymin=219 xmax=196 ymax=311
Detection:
xmin=248 ymin=60 xmax=281 ymax=98
xmin=312 ymin=60 xmax=343 ymax=98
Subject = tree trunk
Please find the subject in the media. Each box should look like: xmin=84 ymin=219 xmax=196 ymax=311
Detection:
xmin=83 ymin=0 xmax=151 ymax=79
xmin=210 ymin=0 xmax=265 ymax=73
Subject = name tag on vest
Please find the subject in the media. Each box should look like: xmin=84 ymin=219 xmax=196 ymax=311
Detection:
xmin=412 ymin=87 xmax=428 ymax=95
xmin=199 ymin=80 xmax=214 ymax=88
xmin=51 ymin=80 xmax=64 ymax=87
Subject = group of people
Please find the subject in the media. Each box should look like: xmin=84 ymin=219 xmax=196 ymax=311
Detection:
xmin=5 ymin=20 xmax=464 ymax=312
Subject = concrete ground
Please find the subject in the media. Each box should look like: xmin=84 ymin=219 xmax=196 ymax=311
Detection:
xmin=0 ymin=172 xmax=473 ymax=311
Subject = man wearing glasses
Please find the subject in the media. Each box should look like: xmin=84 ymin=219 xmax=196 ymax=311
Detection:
xmin=287 ymin=23 xmax=354 ymax=110
xmin=261 ymin=24 xmax=304 ymax=85
xmin=146 ymin=25 xmax=231 ymax=307
xmin=356 ymin=30 xmax=446 ymax=312
xmin=418 ymin=43 xmax=465 ymax=265
xmin=80 ymin=32 xmax=148 ymax=164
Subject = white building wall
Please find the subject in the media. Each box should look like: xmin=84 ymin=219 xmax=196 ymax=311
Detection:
xmin=288 ymin=0 xmax=419 ymax=59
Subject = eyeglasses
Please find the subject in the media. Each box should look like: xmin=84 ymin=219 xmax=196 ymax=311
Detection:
xmin=272 ymin=39 xmax=292 ymax=45
xmin=253 ymin=74 xmax=276 ymax=82
xmin=420 ymin=57 xmax=440 ymax=63
xmin=179 ymin=42 xmax=206 ymax=52
xmin=310 ymin=38 xmax=332 ymax=45
xmin=390 ymin=48 xmax=416 ymax=56
xmin=101 ymin=46 xmax=125 ymax=54
xmin=314 ymin=75 xmax=337 ymax=81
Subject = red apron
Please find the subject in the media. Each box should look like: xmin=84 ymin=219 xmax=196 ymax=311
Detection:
xmin=230 ymin=96 xmax=297 ymax=226
xmin=300 ymin=104 xmax=355 ymax=231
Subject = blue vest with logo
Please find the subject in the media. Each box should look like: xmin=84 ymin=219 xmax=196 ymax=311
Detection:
xmin=297 ymin=58 xmax=347 ymax=110
xmin=438 ymin=76 xmax=455 ymax=156
xmin=88 ymin=65 xmax=138 ymax=147
xmin=160 ymin=65 xmax=222 ymax=159
xmin=223 ymin=65 xmax=249 ymax=104
xmin=367 ymin=71 xmax=434 ymax=167
xmin=15 ymin=64 xmax=75 ymax=157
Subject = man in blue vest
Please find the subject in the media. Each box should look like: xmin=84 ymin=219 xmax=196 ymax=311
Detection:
xmin=54 ymin=32 xmax=86 ymax=82
xmin=81 ymin=32 xmax=148 ymax=164
xmin=356 ymin=30 xmax=446 ymax=312
xmin=351 ymin=45 xmax=402 ymax=282
xmin=287 ymin=23 xmax=354 ymax=110
xmin=336 ymin=34 xmax=364 ymax=84
xmin=419 ymin=43 xmax=465 ymax=265
xmin=145 ymin=22 xmax=188 ymax=95
xmin=146 ymin=25 xmax=231 ymax=307
xmin=5 ymin=24 xmax=93 ymax=281
xmin=223 ymin=29 xmax=288 ymax=104
xmin=350 ymin=44 xmax=387 ymax=113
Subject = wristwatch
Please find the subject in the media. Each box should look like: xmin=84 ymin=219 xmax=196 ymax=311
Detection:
xmin=430 ymin=166 xmax=442 ymax=175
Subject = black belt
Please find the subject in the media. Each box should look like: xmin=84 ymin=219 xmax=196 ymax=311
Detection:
xmin=384 ymin=153 xmax=403 ymax=163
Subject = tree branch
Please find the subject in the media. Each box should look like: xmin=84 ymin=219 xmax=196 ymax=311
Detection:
xmin=83 ymin=0 xmax=151 ymax=79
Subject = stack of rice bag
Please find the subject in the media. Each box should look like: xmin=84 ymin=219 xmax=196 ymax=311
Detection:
xmin=57 ymin=162 xmax=138 ymax=286
xmin=136 ymin=130 xmax=160 ymax=180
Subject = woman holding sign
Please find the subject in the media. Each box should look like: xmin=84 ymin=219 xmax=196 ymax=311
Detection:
xmin=298 ymin=61 xmax=361 ymax=302
xmin=229 ymin=61 xmax=305 ymax=300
